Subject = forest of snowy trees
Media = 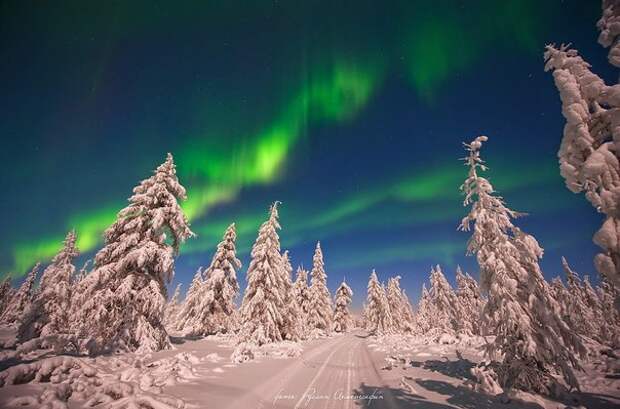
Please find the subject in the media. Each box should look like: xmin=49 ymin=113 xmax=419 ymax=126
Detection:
xmin=0 ymin=2 xmax=618 ymax=407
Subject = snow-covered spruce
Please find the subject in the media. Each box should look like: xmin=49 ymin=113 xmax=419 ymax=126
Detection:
xmin=454 ymin=266 xmax=485 ymax=336
xmin=0 ymin=275 xmax=14 ymax=317
xmin=333 ymin=280 xmax=353 ymax=333
xmin=73 ymin=153 xmax=194 ymax=355
xmin=1 ymin=263 xmax=39 ymax=325
xmin=386 ymin=276 xmax=415 ymax=333
xmin=459 ymin=135 xmax=586 ymax=394
xmin=364 ymin=270 xmax=393 ymax=335
xmin=175 ymin=267 xmax=204 ymax=334
xmin=163 ymin=283 xmax=183 ymax=331
xmin=177 ymin=223 xmax=242 ymax=337
xmin=307 ymin=242 xmax=333 ymax=335
xmin=597 ymin=0 xmax=620 ymax=67
xmin=597 ymin=277 xmax=620 ymax=346
xmin=237 ymin=202 xmax=288 ymax=346
xmin=18 ymin=230 xmax=79 ymax=343
xmin=293 ymin=266 xmax=311 ymax=333
xmin=414 ymin=283 xmax=433 ymax=336
xmin=427 ymin=265 xmax=458 ymax=338
xmin=280 ymin=250 xmax=303 ymax=341
xmin=544 ymin=44 xmax=620 ymax=290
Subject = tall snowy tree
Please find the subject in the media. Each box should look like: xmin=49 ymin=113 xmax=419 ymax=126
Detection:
xmin=73 ymin=153 xmax=194 ymax=354
xmin=1 ymin=263 xmax=39 ymax=325
xmin=428 ymin=265 xmax=458 ymax=336
xmin=307 ymin=242 xmax=333 ymax=334
xmin=386 ymin=276 xmax=415 ymax=333
xmin=415 ymin=284 xmax=433 ymax=335
xmin=597 ymin=277 xmax=620 ymax=346
xmin=175 ymin=268 xmax=205 ymax=335
xmin=459 ymin=135 xmax=586 ymax=393
xmin=179 ymin=224 xmax=242 ymax=336
xmin=280 ymin=250 xmax=303 ymax=341
xmin=333 ymin=280 xmax=353 ymax=333
xmin=364 ymin=270 xmax=392 ymax=335
xmin=163 ymin=283 xmax=182 ymax=331
xmin=561 ymin=257 xmax=599 ymax=340
xmin=18 ymin=231 xmax=79 ymax=342
xmin=0 ymin=276 xmax=13 ymax=317
xmin=293 ymin=266 xmax=311 ymax=317
xmin=597 ymin=0 xmax=620 ymax=68
xmin=544 ymin=42 xmax=620 ymax=291
xmin=454 ymin=266 xmax=485 ymax=336
xmin=238 ymin=202 xmax=288 ymax=345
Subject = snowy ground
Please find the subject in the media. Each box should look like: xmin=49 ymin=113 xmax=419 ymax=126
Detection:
xmin=0 ymin=328 xmax=618 ymax=408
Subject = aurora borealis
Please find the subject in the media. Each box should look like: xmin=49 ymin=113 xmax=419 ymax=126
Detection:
xmin=1 ymin=1 xmax=616 ymax=305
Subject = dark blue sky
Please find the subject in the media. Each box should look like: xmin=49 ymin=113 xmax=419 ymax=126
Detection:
xmin=0 ymin=1 xmax=615 ymax=306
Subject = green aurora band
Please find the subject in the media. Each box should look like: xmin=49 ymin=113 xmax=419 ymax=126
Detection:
xmin=3 ymin=0 xmax=553 ymax=277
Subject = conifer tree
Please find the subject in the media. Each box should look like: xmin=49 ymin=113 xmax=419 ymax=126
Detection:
xmin=415 ymin=284 xmax=433 ymax=335
xmin=164 ymin=283 xmax=182 ymax=331
xmin=455 ymin=266 xmax=485 ymax=336
xmin=545 ymin=43 xmax=620 ymax=290
xmin=293 ymin=266 xmax=311 ymax=317
xmin=238 ymin=202 xmax=288 ymax=345
xmin=19 ymin=231 xmax=79 ymax=342
xmin=386 ymin=276 xmax=414 ymax=333
xmin=428 ymin=265 xmax=458 ymax=336
xmin=74 ymin=153 xmax=194 ymax=354
xmin=307 ymin=242 xmax=333 ymax=334
xmin=364 ymin=270 xmax=392 ymax=335
xmin=175 ymin=268 xmax=205 ymax=335
xmin=459 ymin=135 xmax=585 ymax=393
xmin=333 ymin=280 xmax=353 ymax=333
xmin=561 ymin=257 xmax=599 ymax=339
xmin=280 ymin=251 xmax=303 ymax=340
xmin=1 ymin=263 xmax=39 ymax=325
xmin=0 ymin=276 xmax=13 ymax=317
xmin=597 ymin=277 xmax=620 ymax=346
xmin=179 ymin=224 xmax=242 ymax=336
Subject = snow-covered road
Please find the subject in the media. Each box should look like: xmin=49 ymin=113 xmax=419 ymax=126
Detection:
xmin=211 ymin=332 xmax=395 ymax=409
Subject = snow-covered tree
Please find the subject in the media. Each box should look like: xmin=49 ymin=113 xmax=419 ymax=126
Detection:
xmin=307 ymin=242 xmax=333 ymax=334
xmin=544 ymin=42 xmax=620 ymax=291
xmin=73 ymin=153 xmax=194 ymax=354
xmin=333 ymin=280 xmax=353 ymax=333
xmin=0 ymin=276 xmax=14 ymax=317
xmin=597 ymin=0 xmax=620 ymax=67
xmin=560 ymin=257 xmax=600 ymax=340
xmin=18 ymin=231 xmax=79 ymax=342
xmin=163 ymin=283 xmax=182 ymax=331
xmin=293 ymin=266 xmax=311 ymax=317
xmin=178 ymin=224 xmax=242 ymax=337
xmin=415 ymin=283 xmax=433 ymax=335
xmin=238 ymin=202 xmax=288 ymax=345
xmin=364 ymin=270 xmax=392 ymax=335
xmin=428 ymin=265 xmax=458 ymax=336
xmin=454 ymin=266 xmax=485 ymax=336
xmin=386 ymin=276 xmax=415 ymax=333
xmin=1 ymin=263 xmax=39 ymax=325
xmin=597 ymin=277 xmax=620 ymax=346
xmin=175 ymin=268 xmax=205 ymax=335
xmin=459 ymin=135 xmax=586 ymax=394
xmin=280 ymin=251 xmax=303 ymax=341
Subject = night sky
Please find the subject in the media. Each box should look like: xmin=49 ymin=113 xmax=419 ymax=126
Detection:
xmin=1 ymin=1 xmax=616 ymax=306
